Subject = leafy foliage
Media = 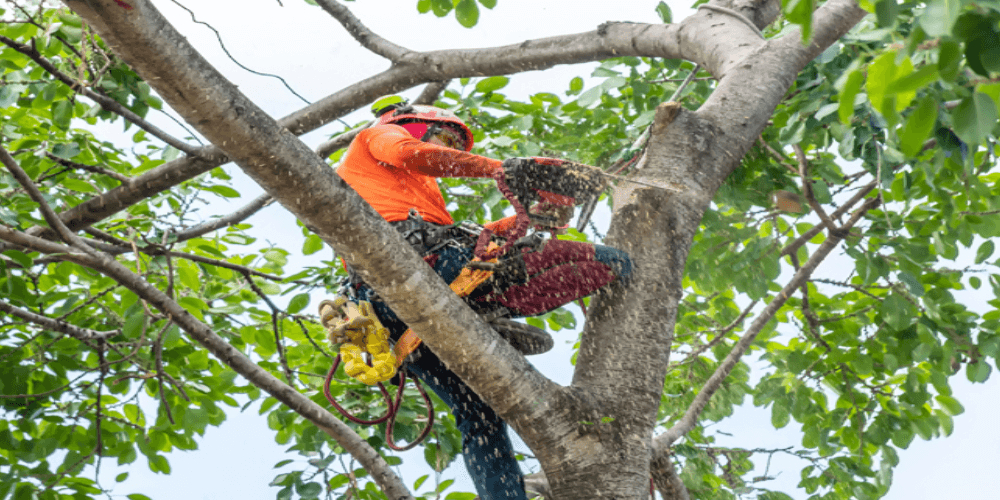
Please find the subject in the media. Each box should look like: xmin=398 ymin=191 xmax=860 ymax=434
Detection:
xmin=0 ymin=0 xmax=998 ymax=500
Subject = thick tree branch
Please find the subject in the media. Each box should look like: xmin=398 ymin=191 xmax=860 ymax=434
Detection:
xmin=414 ymin=80 xmax=450 ymax=105
xmin=66 ymin=0 xmax=563 ymax=462
xmin=313 ymin=0 xmax=409 ymax=61
xmin=5 ymin=3 xmax=786 ymax=249
xmin=314 ymin=80 xmax=448 ymax=159
xmin=651 ymin=452 xmax=691 ymax=500
xmin=698 ymin=0 xmax=868 ymax=185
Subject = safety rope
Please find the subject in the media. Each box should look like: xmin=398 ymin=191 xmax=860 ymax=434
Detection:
xmin=323 ymin=356 xmax=435 ymax=451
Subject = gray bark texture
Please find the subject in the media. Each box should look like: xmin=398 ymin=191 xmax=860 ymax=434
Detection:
xmin=60 ymin=0 xmax=868 ymax=498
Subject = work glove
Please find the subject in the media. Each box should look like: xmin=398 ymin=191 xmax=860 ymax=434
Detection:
xmin=529 ymin=201 xmax=574 ymax=234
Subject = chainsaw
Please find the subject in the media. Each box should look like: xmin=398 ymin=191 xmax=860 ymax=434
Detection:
xmin=474 ymin=157 xmax=608 ymax=261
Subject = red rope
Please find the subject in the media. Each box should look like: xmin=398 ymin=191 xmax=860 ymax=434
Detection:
xmin=323 ymin=355 xmax=393 ymax=425
xmin=385 ymin=370 xmax=435 ymax=451
xmin=324 ymin=356 xmax=435 ymax=450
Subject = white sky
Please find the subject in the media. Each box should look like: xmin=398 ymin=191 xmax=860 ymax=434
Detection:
xmin=73 ymin=0 xmax=1000 ymax=499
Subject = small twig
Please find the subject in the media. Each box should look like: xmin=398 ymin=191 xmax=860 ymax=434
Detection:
xmin=153 ymin=333 xmax=175 ymax=425
xmin=291 ymin=315 xmax=333 ymax=359
xmin=172 ymin=193 xmax=275 ymax=241
xmin=80 ymin=227 xmax=290 ymax=282
xmin=780 ymin=179 xmax=876 ymax=257
xmin=759 ymin=138 xmax=799 ymax=175
xmin=0 ymin=300 xmax=121 ymax=341
xmin=793 ymin=144 xmax=838 ymax=233
xmin=242 ymin=270 xmax=295 ymax=386
xmin=789 ymin=253 xmax=831 ymax=352
xmin=42 ymin=153 xmax=130 ymax=183
xmin=810 ymin=278 xmax=882 ymax=300
xmin=1 ymin=145 xmax=84 ymax=246
xmin=670 ymin=300 xmax=759 ymax=369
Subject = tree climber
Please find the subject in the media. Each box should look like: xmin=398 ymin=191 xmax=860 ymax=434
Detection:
xmin=329 ymin=96 xmax=632 ymax=500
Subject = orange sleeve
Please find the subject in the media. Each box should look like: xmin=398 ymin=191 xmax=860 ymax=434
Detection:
xmin=483 ymin=215 xmax=518 ymax=239
xmin=366 ymin=125 xmax=502 ymax=178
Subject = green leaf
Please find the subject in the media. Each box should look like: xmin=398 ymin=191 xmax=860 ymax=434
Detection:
xmin=475 ymin=76 xmax=509 ymax=94
xmin=785 ymin=0 xmax=814 ymax=41
xmin=417 ymin=0 xmax=431 ymax=13
xmin=966 ymin=361 xmax=991 ymax=383
xmin=122 ymin=311 xmax=146 ymax=338
xmin=478 ymin=0 xmax=497 ymax=9
xmin=302 ymin=234 xmax=324 ymax=255
xmin=771 ymin=401 xmax=790 ymax=428
xmin=263 ymin=249 xmax=288 ymax=266
xmin=414 ymin=474 xmax=430 ymax=490
xmin=976 ymin=240 xmax=995 ymax=264
xmin=455 ymin=0 xmax=479 ymax=27
xmin=839 ymin=69 xmax=864 ymax=124
xmin=867 ymin=51 xmax=898 ymax=123
xmin=898 ymin=271 xmax=924 ymax=297
xmin=52 ymin=100 xmax=72 ymax=130
xmin=655 ymin=1 xmax=672 ymax=23
xmin=127 ymin=495 xmax=152 ymax=500
xmin=61 ymin=178 xmax=96 ymax=193
xmin=938 ymin=40 xmax=962 ymax=81
xmin=430 ymin=0 xmax=452 ymax=17
xmin=899 ymin=95 xmax=938 ymax=157
xmin=206 ymin=185 xmax=240 ymax=198
xmin=0 ymin=84 xmax=22 ymax=107
xmin=891 ymin=64 xmax=938 ymax=94
xmin=115 ymin=472 xmax=129 ymax=483
xmin=935 ymin=394 xmax=965 ymax=416
xmin=920 ymin=0 xmax=962 ymax=37
xmin=953 ymin=93 xmax=999 ymax=146
xmin=2 ymin=250 xmax=33 ymax=269
xmin=287 ymin=293 xmax=310 ymax=314
xmin=296 ymin=482 xmax=322 ymax=499
xmin=197 ymin=245 xmax=227 ymax=259
xmin=875 ymin=0 xmax=899 ymax=27
xmin=52 ymin=142 xmax=80 ymax=159
xmin=881 ymin=293 xmax=914 ymax=330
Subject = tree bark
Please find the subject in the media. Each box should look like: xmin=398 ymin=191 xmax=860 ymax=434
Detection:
xmin=62 ymin=0 xmax=869 ymax=497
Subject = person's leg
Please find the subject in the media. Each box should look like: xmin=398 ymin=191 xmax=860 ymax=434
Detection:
xmin=475 ymin=239 xmax=633 ymax=317
xmin=405 ymin=345 xmax=527 ymax=500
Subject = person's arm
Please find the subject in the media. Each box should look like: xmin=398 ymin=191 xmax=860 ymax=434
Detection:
xmin=483 ymin=215 xmax=518 ymax=239
xmin=366 ymin=125 xmax=502 ymax=178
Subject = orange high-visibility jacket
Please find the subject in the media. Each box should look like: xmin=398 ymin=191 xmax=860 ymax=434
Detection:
xmin=337 ymin=124 xmax=517 ymax=235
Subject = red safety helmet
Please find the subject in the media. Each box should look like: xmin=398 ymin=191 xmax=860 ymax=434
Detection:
xmin=370 ymin=96 xmax=474 ymax=151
